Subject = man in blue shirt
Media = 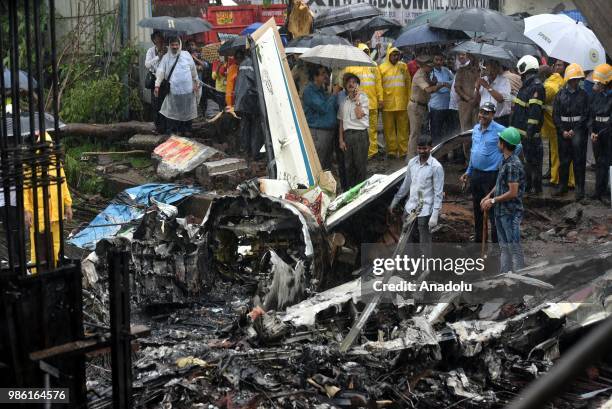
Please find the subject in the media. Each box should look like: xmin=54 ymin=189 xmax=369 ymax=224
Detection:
xmin=428 ymin=52 xmax=454 ymax=144
xmin=460 ymin=102 xmax=506 ymax=244
xmin=302 ymin=65 xmax=339 ymax=170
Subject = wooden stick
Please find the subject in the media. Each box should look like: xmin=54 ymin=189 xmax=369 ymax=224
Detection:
xmin=481 ymin=209 xmax=488 ymax=258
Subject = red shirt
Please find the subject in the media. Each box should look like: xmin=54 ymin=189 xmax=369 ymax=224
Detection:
xmin=407 ymin=59 xmax=419 ymax=77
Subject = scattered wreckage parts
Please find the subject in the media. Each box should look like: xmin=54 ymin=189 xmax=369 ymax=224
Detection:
xmin=201 ymin=193 xmax=331 ymax=310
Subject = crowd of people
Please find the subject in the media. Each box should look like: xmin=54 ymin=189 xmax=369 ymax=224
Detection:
xmin=143 ymin=32 xmax=611 ymax=274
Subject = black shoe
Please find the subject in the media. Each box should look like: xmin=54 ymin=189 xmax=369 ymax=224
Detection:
xmin=589 ymin=193 xmax=601 ymax=200
xmin=552 ymin=187 xmax=568 ymax=197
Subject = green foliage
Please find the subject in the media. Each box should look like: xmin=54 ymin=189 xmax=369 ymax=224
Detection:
xmin=0 ymin=4 xmax=48 ymax=69
xmin=59 ymin=44 xmax=142 ymax=124
xmin=129 ymin=156 xmax=152 ymax=169
xmin=61 ymin=75 xmax=123 ymax=123
xmin=63 ymin=138 xmax=110 ymax=195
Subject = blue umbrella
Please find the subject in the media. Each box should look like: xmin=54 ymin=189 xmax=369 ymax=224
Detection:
xmin=241 ymin=22 xmax=263 ymax=35
xmin=394 ymin=24 xmax=467 ymax=49
xmin=3 ymin=68 xmax=38 ymax=90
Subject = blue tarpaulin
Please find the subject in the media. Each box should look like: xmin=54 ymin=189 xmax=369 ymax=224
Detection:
xmin=68 ymin=183 xmax=201 ymax=250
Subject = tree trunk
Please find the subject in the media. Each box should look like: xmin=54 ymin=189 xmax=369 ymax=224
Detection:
xmin=58 ymin=121 xmax=155 ymax=140
xmin=57 ymin=114 xmax=239 ymax=142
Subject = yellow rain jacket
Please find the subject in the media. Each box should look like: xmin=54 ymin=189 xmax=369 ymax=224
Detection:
xmin=343 ymin=64 xmax=383 ymax=107
xmin=542 ymin=73 xmax=564 ymax=136
xmin=542 ymin=73 xmax=574 ymax=186
xmin=23 ymin=134 xmax=72 ymax=231
xmin=378 ymin=46 xmax=411 ymax=111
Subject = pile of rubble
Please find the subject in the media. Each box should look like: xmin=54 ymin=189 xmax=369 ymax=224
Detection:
xmin=78 ymin=175 xmax=612 ymax=409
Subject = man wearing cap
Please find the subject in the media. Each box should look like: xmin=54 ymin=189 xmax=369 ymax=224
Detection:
xmin=481 ymin=127 xmax=526 ymax=273
xmin=343 ymin=44 xmax=383 ymax=159
xmin=338 ymin=73 xmax=370 ymax=188
xmin=408 ymin=55 xmax=445 ymax=158
xmin=511 ymin=55 xmax=546 ymax=194
xmin=379 ymin=46 xmax=411 ymax=158
xmin=475 ymin=59 xmax=512 ymax=126
xmin=552 ymin=63 xmax=590 ymax=200
xmin=460 ymin=102 xmax=505 ymax=244
xmin=389 ymin=135 xmax=444 ymax=248
xmin=589 ymin=63 xmax=612 ymax=204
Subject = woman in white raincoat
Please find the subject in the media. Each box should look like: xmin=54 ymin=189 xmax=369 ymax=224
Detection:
xmin=154 ymin=36 xmax=201 ymax=135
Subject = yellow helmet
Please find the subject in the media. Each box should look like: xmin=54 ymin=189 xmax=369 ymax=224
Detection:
xmin=357 ymin=43 xmax=370 ymax=53
xmin=593 ymin=63 xmax=612 ymax=84
xmin=564 ymin=63 xmax=585 ymax=81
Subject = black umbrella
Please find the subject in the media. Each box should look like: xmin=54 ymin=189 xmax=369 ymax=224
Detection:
xmin=429 ymin=8 xmax=522 ymax=35
xmin=333 ymin=15 xmax=402 ymax=38
xmin=313 ymin=3 xmax=380 ymax=29
xmin=285 ymin=34 xmax=350 ymax=54
xmin=479 ymin=31 xmax=541 ymax=59
xmin=218 ymin=36 xmax=247 ymax=57
xmin=451 ymin=40 xmax=517 ymax=66
xmin=4 ymin=112 xmax=66 ymax=137
xmin=138 ymin=16 xmax=212 ymax=35
xmin=394 ymin=24 xmax=468 ymax=49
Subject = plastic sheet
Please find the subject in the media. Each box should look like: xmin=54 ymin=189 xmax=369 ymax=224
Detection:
xmin=68 ymin=183 xmax=201 ymax=250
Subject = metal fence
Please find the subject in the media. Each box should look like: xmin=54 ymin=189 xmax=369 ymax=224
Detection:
xmin=0 ymin=0 xmax=66 ymax=274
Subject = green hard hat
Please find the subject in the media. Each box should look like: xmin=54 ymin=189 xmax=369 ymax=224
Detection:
xmin=498 ymin=127 xmax=521 ymax=146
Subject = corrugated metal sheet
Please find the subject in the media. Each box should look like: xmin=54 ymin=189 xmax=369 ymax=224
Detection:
xmin=55 ymin=0 xmax=117 ymax=35
xmin=131 ymin=0 xmax=154 ymax=48
xmin=55 ymin=0 xmax=153 ymax=48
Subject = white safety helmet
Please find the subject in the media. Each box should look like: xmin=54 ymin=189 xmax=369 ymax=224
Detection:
xmin=516 ymin=55 xmax=539 ymax=75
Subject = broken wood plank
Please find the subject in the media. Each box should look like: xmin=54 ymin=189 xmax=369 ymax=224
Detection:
xmin=29 ymin=325 xmax=150 ymax=361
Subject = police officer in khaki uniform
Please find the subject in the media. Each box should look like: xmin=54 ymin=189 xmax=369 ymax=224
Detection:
xmin=408 ymin=55 xmax=446 ymax=158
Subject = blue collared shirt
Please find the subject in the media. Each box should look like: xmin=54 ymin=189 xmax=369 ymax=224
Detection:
xmin=429 ymin=66 xmax=454 ymax=110
xmin=302 ymin=82 xmax=338 ymax=130
xmin=466 ymin=121 xmax=507 ymax=176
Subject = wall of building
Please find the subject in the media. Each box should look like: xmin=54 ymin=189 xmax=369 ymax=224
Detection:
xmin=500 ymin=0 xmax=576 ymax=15
xmin=54 ymin=0 xmax=153 ymax=49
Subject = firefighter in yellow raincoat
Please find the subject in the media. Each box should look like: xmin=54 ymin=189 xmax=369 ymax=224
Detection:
xmin=343 ymin=43 xmax=383 ymax=158
xmin=541 ymin=67 xmax=574 ymax=187
xmin=24 ymin=133 xmax=72 ymax=269
xmin=379 ymin=45 xmax=411 ymax=158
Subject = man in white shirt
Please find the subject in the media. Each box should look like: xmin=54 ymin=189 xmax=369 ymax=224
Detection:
xmin=145 ymin=31 xmax=166 ymax=133
xmin=389 ymin=135 xmax=444 ymax=246
xmin=338 ymin=73 xmax=370 ymax=188
xmin=475 ymin=59 xmax=512 ymax=126
xmin=154 ymin=36 xmax=200 ymax=136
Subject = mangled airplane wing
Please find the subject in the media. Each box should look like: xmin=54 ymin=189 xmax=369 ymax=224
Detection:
xmin=251 ymin=19 xmax=322 ymax=188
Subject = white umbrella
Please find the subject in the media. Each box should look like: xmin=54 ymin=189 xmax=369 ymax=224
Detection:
xmin=299 ymin=44 xmax=375 ymax=69
xmin=523 ymin=14 xmax=605 ymax=70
